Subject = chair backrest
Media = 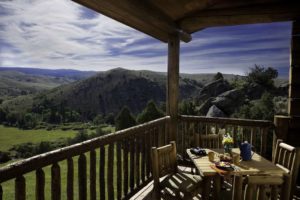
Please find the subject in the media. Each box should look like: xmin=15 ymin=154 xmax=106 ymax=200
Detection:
xmin=199 ymin=133 xmax=223 ymax=148
xmin=273 ymin=139 xmax=300 ymax=199
xmin=232 ymin=175 xmax=284 ymax=200
xmin=151 ymin=141 xmax=177 ymax=186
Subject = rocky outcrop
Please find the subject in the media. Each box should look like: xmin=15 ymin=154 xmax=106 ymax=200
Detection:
xmin=206 ymin=105 xmax=226 ymax=117
xmin=196 ymin=97 xmax=214 ymax=115
xmin=197 ymin=79 xmax=231 ymax=102
xmin=245 ymin=83 xmax=265 ymax=100
xmin=212 ymin=89 xmax=244 ymax=114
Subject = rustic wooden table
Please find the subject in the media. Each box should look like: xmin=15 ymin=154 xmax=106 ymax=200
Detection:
xmin=186 ymin=148 xmax=287 ymax=200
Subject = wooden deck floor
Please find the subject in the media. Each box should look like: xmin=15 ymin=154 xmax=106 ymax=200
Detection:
xmin=130 ymin=167 xmax=300 ymax=200
xmin=130 ymin=166 xmax=231 ymax=200
xmin=129 ymin=181 xmax=234 ymax=200
xmin=130 ymin=182 xmax=300 ymax=200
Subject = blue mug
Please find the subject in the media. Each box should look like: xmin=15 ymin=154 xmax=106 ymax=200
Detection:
xmin=239 ymin=141 xmax=254 ymax=161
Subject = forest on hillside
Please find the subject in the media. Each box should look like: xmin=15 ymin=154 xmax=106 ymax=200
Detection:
xmin=0 ymin=65 xmax=287 ymax=130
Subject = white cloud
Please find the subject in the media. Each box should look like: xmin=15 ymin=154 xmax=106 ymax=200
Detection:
xmin=0 ymin=0 xmax=292 ymax=76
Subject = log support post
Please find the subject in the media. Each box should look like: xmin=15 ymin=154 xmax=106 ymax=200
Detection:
xmin=274 ymin=20 xmax=300 ymax=146
xmin=274 ymin=20 xmax=300 ymax=189
xmin=167 ymin=33 xmax=180 ymax=142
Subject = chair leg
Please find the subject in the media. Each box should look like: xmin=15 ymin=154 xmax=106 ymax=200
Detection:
xmin=153 ymin=186 xmax=161 ymax=199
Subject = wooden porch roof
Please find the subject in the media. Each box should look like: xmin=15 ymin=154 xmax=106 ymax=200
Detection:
xmin=73 ymin=0 xmax=300 ymax=43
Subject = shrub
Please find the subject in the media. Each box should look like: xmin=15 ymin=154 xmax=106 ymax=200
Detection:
xmin=115 ymin=106 xmax=136 ymax=131
xmin=0 ymin=151 xmax=11 ymax=163
xmin=246 ymin=65 xmax=278 ymax=88
xmin=93 ymin=114 xmax=104 ymax=125
xmin=137 ymin=101 xmax=164 ymax=124
xmin=69 ymin=130 xmax=89 ymax=144
xmin=179 ymin=100 xmax=196 ymax=115
xmin=214 ymin=72 xmax=224 ymax=80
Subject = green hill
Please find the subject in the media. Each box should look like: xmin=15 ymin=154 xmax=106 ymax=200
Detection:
xmin=0 ymin=70 xmax=77 ymax=98
xmin=1 ymin=68 xmax=261 ymax=121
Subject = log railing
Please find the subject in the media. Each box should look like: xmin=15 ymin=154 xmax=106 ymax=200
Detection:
xmin=0 ymin=117 xmax=170 ymax=200
xmin=0 ymin=115 xmax=275 ymax=199
xmin=177 ymin=115 xmax=274 ymax=159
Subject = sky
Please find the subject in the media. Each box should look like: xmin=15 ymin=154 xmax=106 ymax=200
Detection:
xmin=0 ymin=0 xmax=292 ymax=77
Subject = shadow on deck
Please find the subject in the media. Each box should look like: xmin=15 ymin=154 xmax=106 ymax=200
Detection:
xmin=130 ymin=166 xmax=300 ymax=200
xmin=130 ymin=166 xmax=232 ymax=200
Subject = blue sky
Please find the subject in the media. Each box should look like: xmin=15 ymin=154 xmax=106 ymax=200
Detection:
xmin=0 ymin=0 xmax=292 ymax=77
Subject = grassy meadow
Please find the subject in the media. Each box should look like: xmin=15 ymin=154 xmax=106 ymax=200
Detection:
xmin=0 ymin=125 xmax=120 ymax=199
xmin=0 ymin=125 xmax=78 ymax=151
xmin=1 ymin=151 xmax=121 ymax=200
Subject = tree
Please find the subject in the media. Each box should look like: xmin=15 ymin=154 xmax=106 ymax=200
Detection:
xmin=0 ymin=108 xmax=6 ymax=123
xmin=93 ymin=114 xmax=104 ymax=125
xmin=137 ymin=101 xmax=164 ymax=124
xmin=179 ymin=100 xmax=196 ymax=115
xmin=247 ymin=65 xmax=278 ymax=88
xmin=214 ymin=72 xmax=224 ymax=80
xmin=236 ymin=92 xmax=274 ymax=120
xmin=71 ymin=130 xmax=89 ymax=144
xmin=105 ymin=113 xmax=115 ymax=125
xmin=6 ymin=112 xmax=19 ymax=126
xmin=20 ymin=113 xmax=37 ymax=129
xmin=64 ymin=110 xmax=81 ymax=122
xmin=115 ymin=106 xmax=136 ymax=131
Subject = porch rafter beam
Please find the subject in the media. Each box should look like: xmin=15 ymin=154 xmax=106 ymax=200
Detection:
xmin=178 ymin=2 xmax=300 ymax=33
xmin=72 ymin=0 xmax=191 ymax=43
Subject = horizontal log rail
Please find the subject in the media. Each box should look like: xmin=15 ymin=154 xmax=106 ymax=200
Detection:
xmin=177 ymin=115 xmax=274 ymax=159
xmin=179 ymin=115 xmax=274 ymax=128
xmin=0 ymin=116 xmax=170 ymax=200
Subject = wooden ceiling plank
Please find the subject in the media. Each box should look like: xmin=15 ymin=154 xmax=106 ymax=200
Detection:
xmin=113 ymin=0 xmax=191 ymax=42
xmin=73 ymin=0 xmax=191 ymax=42
xmin=179 ymin=2 xmax=300 ymax=33
xmin=72 ymin=0 xmax=169 ymax=42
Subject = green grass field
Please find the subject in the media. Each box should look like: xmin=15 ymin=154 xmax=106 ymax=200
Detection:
xmin=0 ymin=125 xmax=78 ymax=151
xmin=0 ymin=125 xmax=119 ymax=199
xmin=1 ymin=151 xmax=121 ymax=200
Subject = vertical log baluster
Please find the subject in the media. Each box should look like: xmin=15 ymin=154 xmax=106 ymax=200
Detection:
xmin=145 ymin=130 xmax=151 ymax=178
xmin=192 ymin=122 xmax=196 ymax=147
xmin=67 ymin=158 xmax=74 ymax=200
xmin=107 ymin=143 xmax=114 ymax=200
xmin=15 ymin=176 xmax=26 ymax=200
xmin=36 ymin=168 xmax=45 ymax=200
xmin=252 ymin=128 xmax=257 ymax=148
xmin=183 ymin=122 xmax=188 ymax=155
xmin=99 ymin=147 xmax=105 ymax=200
xmin=51 ymin=163 xmax=61 ymax=200
xmin=261 ymin=127 xmax=268 ymax=157
xmin=155 ymin=127 xmax=159 ymax=147
xmin=240 ymin=127 xmax=244 ymax=143
xmin=141 ymin=132 xmax=146 ymax=183
xmin=135 ymin=135 xmax=140 ymax=187
xmin=130 ymin=138 xmax=135 ymax=192
xmin=117 ymin=141 xmax=122 ymax=200
xmin=90 ymin=150 xmax=96 ymax=200
xmin=233 ymin=126 xmax=238 ymax=147
xmin=146 ymin=131 xmax=152 ymax=178
xmin=123 ymin=140 xmax=129 ymax=196
xmin=78 ymin=154 xmax=87 ymax=200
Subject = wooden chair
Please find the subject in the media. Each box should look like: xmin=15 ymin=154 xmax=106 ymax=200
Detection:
xmin=199 ymin=133 xmax=223 ymax=149
xmin=151 ymin=141 xmax=203 ymax=199
xmin=273 ymin=139 xmax=300 ymax=200
xmin=232 ymin=175 xmax=285 ymax=200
